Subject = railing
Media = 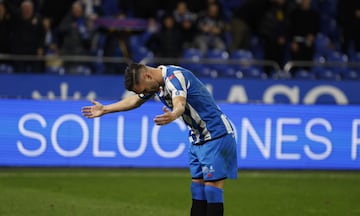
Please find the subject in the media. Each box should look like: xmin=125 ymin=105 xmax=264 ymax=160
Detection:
xmin=0 ymin=53 xmax=281 ymax=77
xmin=0 ymin=53 xmax=132 ymax=64
xmin=283 ymin=61 xmax=360 ymax=73
xmin=4 ymin=53 xmax=360 ymax=80
xmin=141 ymin=57 xmax=281 ymax=71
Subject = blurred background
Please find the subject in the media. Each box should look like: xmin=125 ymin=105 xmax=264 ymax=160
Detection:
xmin=0 ymin=0 xmax=359 ymax=79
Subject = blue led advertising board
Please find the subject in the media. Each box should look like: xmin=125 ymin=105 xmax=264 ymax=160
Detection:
xmin=0 ymin=99 xmax=359 ymax=169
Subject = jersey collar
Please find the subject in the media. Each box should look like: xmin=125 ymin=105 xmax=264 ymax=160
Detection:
xmin=158 ymin=65 xmax=167 ymax=80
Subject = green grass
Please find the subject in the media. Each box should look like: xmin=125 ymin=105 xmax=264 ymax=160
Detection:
xmin=0 ymin=168 xmax=359 ymax=216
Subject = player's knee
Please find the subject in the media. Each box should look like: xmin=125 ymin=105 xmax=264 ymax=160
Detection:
xmin=205 ymin=185 xmax=224 ymax=203
xmin=191 ymin=181 xmax=206 ymax=200
xmin=205 ymin=179 xmax=224 ymax=189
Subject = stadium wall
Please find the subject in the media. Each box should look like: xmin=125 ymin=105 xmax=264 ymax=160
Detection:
xmin=1 ymin=74 xmax=360 ymax=104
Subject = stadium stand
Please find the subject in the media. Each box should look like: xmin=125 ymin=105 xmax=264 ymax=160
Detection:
xmin=0 ymin=0 xmax=359 ymax=80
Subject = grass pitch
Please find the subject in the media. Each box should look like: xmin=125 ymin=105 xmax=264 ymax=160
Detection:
xmin=0 ymin=168 xmax=359 ymax=216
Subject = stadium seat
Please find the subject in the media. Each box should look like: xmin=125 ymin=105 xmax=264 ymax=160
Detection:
xmin=230 ymin=49 xmax=255 ymax=73
xmin=350 ymin=52 xmax=360 ymax=62
xmin=313 ymin=67 xmax=341 ymax=80
xmin=180 ymin=48 xmax=204 ymax=75
xmin=0 ymin=63 xmax=14 ymax=74
xmin=242 ymin=67 xmax=267 ymax=79
xmin=45 ymin=66 xmax=66 ymax=75
xmin=72 ymin=65 xmax=92 ymax=75
xmin=341 ymin=69 xmax=360 ymax=80
xmin=231 ymin=49 xmax=253 ymax=60
xmin=132 ymin=46 xmax=154 ymax=64
xmin=315 ymin=34 xmax=332 ymax=57
xmin=270 ymin=70 xmax=292 ymax=80
xmin=205 ymin=49 xmax=230 ymax=73
xmin=198 ymin=67 xmax=219 ymax=78
xmin=320 ymin=15 xmax=339 ymax=42
xmin=129 ymin=35 xmax=143 ymax=51
xmin=325 ymin=51 xmax=348 ymax=75
xmin=294 ymin=69 xmax=316 ymax=80
xmin=326 ymin=51 xmax=348 ymax=62
xmin=250 ymin=35 xmax=264 ymax=59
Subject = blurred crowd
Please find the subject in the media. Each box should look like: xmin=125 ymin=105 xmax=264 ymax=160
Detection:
xmin=0 ymin=0 xmax=359 ymax=78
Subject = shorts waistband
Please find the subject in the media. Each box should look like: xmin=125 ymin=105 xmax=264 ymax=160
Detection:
xmin=192 ymin=133 xmax=230 ymax=145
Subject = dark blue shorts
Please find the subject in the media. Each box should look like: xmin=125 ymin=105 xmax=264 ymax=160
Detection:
xmin=189 ymin=133 xmax=238 ymax=181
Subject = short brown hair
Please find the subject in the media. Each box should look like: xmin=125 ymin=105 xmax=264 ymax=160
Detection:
xmin=124 ymin=63 xmax=146 ymax=91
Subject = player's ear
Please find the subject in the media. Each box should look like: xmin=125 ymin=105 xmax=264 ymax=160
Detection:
xmin=144 ymin=73 xmax=152 ymax=80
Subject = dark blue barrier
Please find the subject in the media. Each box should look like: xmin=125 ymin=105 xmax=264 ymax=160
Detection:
xmin=1 ymin=99 xmax=360 ymax=169
xmin=1 ymin=74 xmax=360 ymax=104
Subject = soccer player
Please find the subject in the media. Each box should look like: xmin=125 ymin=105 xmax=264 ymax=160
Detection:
xmin=81 ymin=63 xmax=238 ymax=216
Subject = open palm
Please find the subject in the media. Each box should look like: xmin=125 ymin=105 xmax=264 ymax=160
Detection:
xmin=81 ymin=100 xmax=105 ymax=118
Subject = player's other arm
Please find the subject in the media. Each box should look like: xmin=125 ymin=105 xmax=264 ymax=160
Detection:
xmin=154 ymin=96 xmax=186 ymax=125
xmin=82 ymin=94 xmax=146 ymax=118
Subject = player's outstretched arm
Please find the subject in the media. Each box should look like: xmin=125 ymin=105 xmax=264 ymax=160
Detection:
xmin=82 ymin=94 xmax=145 ymax=118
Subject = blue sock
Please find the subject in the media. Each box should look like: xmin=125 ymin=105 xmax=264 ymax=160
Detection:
xmin=204 ymin=185 xmax=224 ymax=203
xmin=191 ymin=182 xmax=207 ymax=216
xmin=191 ymin=182 xmax=206 ymax=200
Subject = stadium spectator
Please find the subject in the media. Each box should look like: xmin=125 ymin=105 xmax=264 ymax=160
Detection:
xmin=193 ymin=2 xmax=226 ymax=54
xmin=173 ymin=1 xmax=197 ymax=48
xmin=0 ymin=1 xmax=11 ymax=56
xmin=257 ymin=0 xmax=295 ymax=71
xmin=230 ymin=0 xmax=269 ymax=37
xmin=147 ymin=14 xmax=183 ymax=58
xmin=58 ymin=1 xmax=92 ymax=56
xmin=4 ymin=0 xmax=40 ymax=18
xmin=42 ymin=17 xmax=59 ymax=55
xmin=228 ymin=3 xmax=251 ymax=52
xmin=82 ymin=63 xmax=238 ymax=216
xmin=95 ymin=0 xmax=129 ymax=74
xmin=289 ymin=0 xmax=320 ymax=63
xmin=9 ymin=0 xmax=44 ymax=73
xmin=40 ymin=0 xmax=74 ymax=28
xmin=337 ymin=0 xmax=360 ymax=55
xmin=58 ymin=1 xmax=93 ymax=73
xmin=42 ymin=17 xmax=64 ymax=72
xmin=78 ymin=0 xmax=101 ymax=20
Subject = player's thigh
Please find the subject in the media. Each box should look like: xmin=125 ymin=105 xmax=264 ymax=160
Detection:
xmin=189 ymin=145 xmax=203 ymax=179
xmin=201 ymin=134 xmax=238 ymax=181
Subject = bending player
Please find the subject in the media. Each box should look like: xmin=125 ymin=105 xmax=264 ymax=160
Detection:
xmin=82 ymin=63 xmax=238 ymax=216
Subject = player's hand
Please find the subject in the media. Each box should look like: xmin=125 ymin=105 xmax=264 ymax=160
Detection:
xmin=82 ymin=100 xmax=105 ymax=118
xmin=153 ymin=106 xmax=177 ymax=125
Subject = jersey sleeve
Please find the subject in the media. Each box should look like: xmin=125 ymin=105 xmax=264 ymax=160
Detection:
xmin=167 ymin=71 xmax=188 ymax=99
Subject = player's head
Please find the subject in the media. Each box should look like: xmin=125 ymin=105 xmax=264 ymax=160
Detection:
xmin=124 ymin=63 xmax=145 ymax=91
xmin=124 ymin=63 xmax=160 ymax=95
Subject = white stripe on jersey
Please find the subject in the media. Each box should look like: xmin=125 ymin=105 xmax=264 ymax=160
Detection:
xmin=221 ymin=114 xmax=234 ymax=134
xmin=187 ymin=103 xmax=211 ymax=142
xmin=167 ymin=70 xmax=188 ymax=99
xmin=173 ymin=71 xmax=187 ymax=91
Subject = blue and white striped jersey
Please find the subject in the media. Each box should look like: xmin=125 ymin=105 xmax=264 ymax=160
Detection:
xmin=141 ymin=65 xmax=234 ymax=145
